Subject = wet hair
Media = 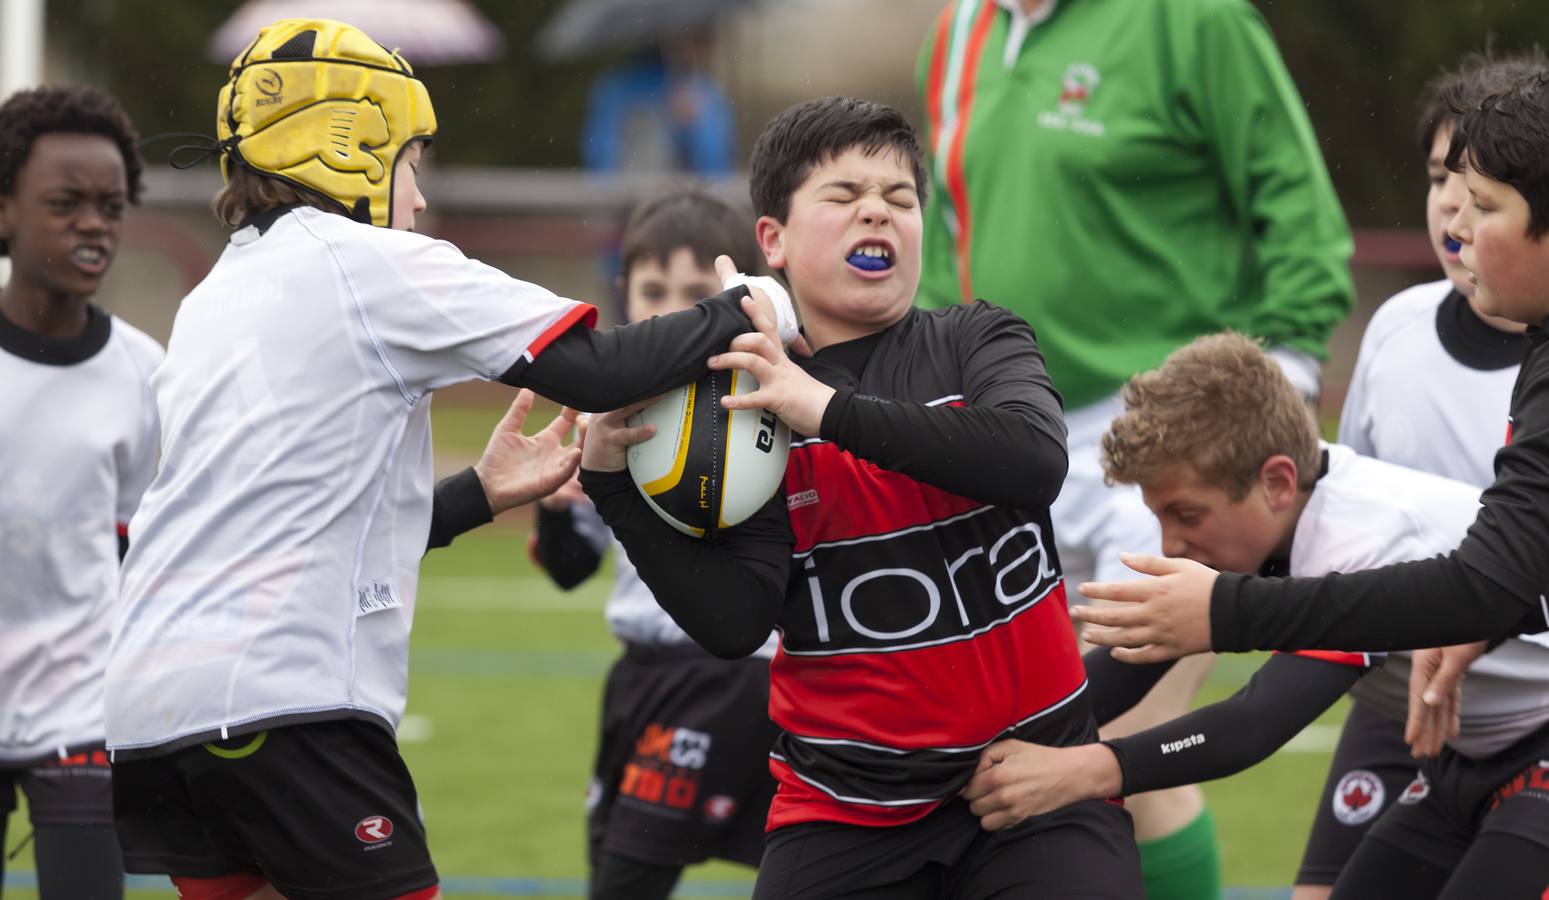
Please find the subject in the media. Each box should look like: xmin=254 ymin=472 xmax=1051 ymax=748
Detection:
xmin=1417 ymin=49 xmax=1548 ymax=155
xmin=620 ymin=190 xmax=760 ymax=285
xmin=1446 ymin=63 xmax=1549 ymax=238
xmin=1102 ymin=332 xmax=1321 ymax=500
xmin=0 ymin=85 xmax=145 ymax=255
xmin=748 ymin=96 xmax=926 ymax=223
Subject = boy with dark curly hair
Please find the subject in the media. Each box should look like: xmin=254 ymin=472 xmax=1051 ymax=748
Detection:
xmin=0 ymin=83 xmax=160 ymax=900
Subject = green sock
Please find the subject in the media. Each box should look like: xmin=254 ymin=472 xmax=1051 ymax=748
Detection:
xmin=1137 ymin=806 xmax=1223 ymax=900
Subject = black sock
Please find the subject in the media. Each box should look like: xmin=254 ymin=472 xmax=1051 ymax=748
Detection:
xmin=33 ymin=824 xmax=124 ymax=900
xmin=589 ymin=848 xmax=683 ymax=900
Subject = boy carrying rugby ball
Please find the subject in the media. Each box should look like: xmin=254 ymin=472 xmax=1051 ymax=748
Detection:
xmin=582 ymin=97 xmax=1143 ymax=899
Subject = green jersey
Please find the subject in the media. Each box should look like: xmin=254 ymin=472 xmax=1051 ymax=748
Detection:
xmin=917 ymin=0 xmax=1354 ymax=409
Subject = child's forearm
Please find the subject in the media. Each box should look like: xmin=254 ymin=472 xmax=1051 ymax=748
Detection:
xmin=1103 ymin=652 xmax=1361 ymax=795
xmin=579 ymin=468 xmax=790 ymax=658
xmin=425 ymin=468 xmax=492 ymax=553
xmin=820 ymin=388 xmax=1067 ymax=509
xmin=532 ymin=504 xmax=604 ymax=590
xmin=1081 ymin=647 xmax=1177 ymax=728
xmin=511 ymin=286 xmax=754 ymax=411
xmin=1213 ymin=559 xmax=1542 ymax=653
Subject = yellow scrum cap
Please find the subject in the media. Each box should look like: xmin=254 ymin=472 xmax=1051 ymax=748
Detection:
xmin=217 ymin=18 xmax=436 ymax=228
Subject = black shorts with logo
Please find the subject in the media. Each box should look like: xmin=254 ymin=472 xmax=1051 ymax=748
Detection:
xmin=588 ymin=641 xmax=779 ymax=869
xmin=1361 ymin=717 xmax=1549 ymax=868
xmin=752 ymin=796 xmax=1141 ymax=900
xmin=113 ymin=718 xmax=437 ymax=900
xmin=0 ymin=744 xmax=115 ymax=826
xmin=1296 ymin=700 xmax=1419 ymax=885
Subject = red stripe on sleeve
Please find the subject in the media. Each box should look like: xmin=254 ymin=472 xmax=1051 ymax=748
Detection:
xmin=1287 ymin=649 xmax=1372 ymax=669
xmin=116 ymin=522 xmax=129 ymax=537
xmin=525 ymin=303 xmax=599 ymax=361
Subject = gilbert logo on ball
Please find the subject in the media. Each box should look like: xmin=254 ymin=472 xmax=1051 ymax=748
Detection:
xmin=628 ymin=370 xmax=790 ymax=538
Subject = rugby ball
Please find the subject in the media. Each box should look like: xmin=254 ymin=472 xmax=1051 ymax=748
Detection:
xmin=627 ymin=370 xmax=791 ymax=537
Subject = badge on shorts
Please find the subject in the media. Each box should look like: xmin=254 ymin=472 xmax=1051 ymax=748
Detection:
xmin=1332 ymin=769 xmax=1385 ymax=825
xmin=1398 ymin=772 xmax=1431 ymax=806
xmin=355 ymin=815 xmax=394 ymax=844
xmin=703 ymin=794 xmax=738 ymax=823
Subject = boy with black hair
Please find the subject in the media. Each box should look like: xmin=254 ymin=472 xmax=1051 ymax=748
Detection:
xmin=1078 ymin=63 xmax=1549 ymax=899
xmin=579 ymin=96 xmax=1143 ymax=899
xmin=105 ymin=18 xmax=799 ymax=900
xmin=0 ymin=83 xmax=159 ymax=900
xmin=533 ymin=190 xmax=780 ymax=900
xmin=961 ymin=331 xmax=1549 ymax=899
xmin=1301 ymin=50 xmax=1545 ymax=899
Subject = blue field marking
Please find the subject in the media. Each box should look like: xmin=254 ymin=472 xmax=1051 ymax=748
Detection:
xmin=0 ymin=871 xmax=1290 ymax=898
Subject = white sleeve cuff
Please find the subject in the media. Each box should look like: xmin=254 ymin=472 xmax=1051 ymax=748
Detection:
xmin=1268 ymin=346 xmax=1323 ymax=402
xmin=722 ymin=273 xmax=801 ymax=345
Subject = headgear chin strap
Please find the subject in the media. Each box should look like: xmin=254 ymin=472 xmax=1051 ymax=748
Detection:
xmin=217 ymin=18 xmax=437 ymax=228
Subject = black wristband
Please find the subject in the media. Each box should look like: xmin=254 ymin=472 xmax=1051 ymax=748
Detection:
xmin=426 ymin=467 xmax=493 ymax=552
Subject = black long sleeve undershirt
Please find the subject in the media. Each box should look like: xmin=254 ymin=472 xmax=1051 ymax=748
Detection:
xmin=532 ymin=504 xmax=605 ymax=590
xmin=425 ymin=467 xmax=492 ymax=553
xmin=1212 ymin=560 xmax=1542 ymax=653
xmin=1082 ymin=648 xmax=1178 ymax=728
xmin=580 ymin=468 xmax=791 ymax=659
xmin=810 ymin=302 xmax=1068 ymax=510
xmin=1104 ymin=653 xmax=1363 ymax=796
xmin=820 ymin=387 xmax=1067 ymax=510
xmin=506 ymin=286 xmax=753 ymax=411
xmin=1212 ymin=330 xmax=1549 ymax=652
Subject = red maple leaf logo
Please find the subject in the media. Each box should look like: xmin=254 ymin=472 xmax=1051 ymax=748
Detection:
xmin=1342 ymin=784 xmax=1373 ymax=809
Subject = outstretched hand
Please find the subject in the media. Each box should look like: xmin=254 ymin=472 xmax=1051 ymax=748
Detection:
xmin=709 ymin=257 xmax=833 ymax=437
xmin=474 ymin=390 xmax=582 ymax=515
xmin=1072 ymin=553 xmax=1218 ymax=663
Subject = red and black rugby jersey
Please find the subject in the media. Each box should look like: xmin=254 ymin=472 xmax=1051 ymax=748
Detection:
xmin=776 ymin=302 xmax=1087 ymax=830
xmin=584 ymin=301 xmax=1089 ymax=831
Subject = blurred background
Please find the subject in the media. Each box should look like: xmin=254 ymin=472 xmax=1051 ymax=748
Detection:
xmin=1 ymin=0 xmax=1543 ymax=897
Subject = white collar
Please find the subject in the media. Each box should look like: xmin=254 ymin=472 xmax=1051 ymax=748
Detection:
xmin=992 ymin=0 xmax=1059 ymax=66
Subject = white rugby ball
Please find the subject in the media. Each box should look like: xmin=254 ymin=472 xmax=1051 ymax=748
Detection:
xmin=627 ymin=370 xmax=791 ymax=538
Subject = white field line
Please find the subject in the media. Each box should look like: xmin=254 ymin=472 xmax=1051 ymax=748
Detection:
xmin=417 ymin=576 xmax=605 ymax=612
xmin=1282 ymin=723 xmax=1342 ymax=754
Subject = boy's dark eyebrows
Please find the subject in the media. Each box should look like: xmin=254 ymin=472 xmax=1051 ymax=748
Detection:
xmin=884 ymin=181 xmax=917 ymax=193
xmin=819 ymin=180 xmax=863 ymax=193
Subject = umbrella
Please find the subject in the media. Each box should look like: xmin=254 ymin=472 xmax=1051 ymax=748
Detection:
xmin=536 ymin=0 xmax=765 ymax=62
xmin=208 ymin=0 xmax=505 ymax=66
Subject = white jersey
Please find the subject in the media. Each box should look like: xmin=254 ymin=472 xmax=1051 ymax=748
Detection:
xmin=107 ymin=207 xmax=594 ymax=755
xmin=1293 ymin=445 xmax=1549 ymax=758
xmin=0 ymin=307 xmax=162 ymax=763
xmin=1339 ymin=279 xmax=1524 ymax=488
xmin=564 ymin=502 xmax=777 ymax=657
